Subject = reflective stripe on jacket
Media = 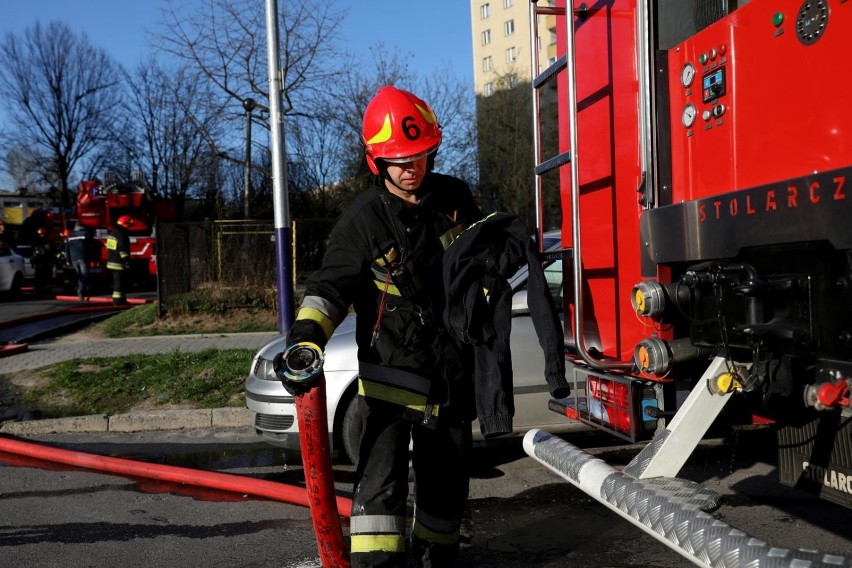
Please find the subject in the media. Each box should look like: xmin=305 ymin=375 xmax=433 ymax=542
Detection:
xmin=106 ymin=228 xmax=130 ymax=271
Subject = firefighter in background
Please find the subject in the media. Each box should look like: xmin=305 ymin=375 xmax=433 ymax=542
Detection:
xmin=31 ymin=227 xmax=55 ymax=294
xmin=66 ymin=222 xmax=94 ymax=302
xmin=285 ymin=86 xmax=483 ymax=567
xmin=106 ymin=215 xmax=133 ymax=305
xmin=0 ymin=221 xmax=16 ymax=249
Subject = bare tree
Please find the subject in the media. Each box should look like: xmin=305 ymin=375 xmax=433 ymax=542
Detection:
xmin=0 ymin=21 xmax=123 ymax=208
xmin=156 ymin=0 xmax=345 ymax=138
xmin=476 ymin=74 xmax=536 ymax=229
xmin=120 ymin=60 xmax=228 ymax=218
xmin=3 ymin=146 xmax=43 ymax=192
xmin=419 ymin=63 xmax=479 ymax=184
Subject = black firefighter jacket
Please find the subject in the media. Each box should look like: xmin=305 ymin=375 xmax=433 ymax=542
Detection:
xmin=106 ymin=228 xmax=130 ymax=271
xmin=442 ymin=212 xmax=570 ymax=437
xmin=289 ymin=173 xmax=483 ymax=427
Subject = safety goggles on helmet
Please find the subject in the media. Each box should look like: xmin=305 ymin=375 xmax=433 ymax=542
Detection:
xmin=381 ymin=151 xmax=431 ymax=165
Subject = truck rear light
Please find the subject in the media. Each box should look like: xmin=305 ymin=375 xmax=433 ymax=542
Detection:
xmin=587 ymin=376 xmax=632 ymax=434
xmin=549 ymin=369 xmax=654 ymax=443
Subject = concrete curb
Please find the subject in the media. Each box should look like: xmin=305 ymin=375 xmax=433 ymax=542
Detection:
xmin=0 ymin=407 xmax=254 ymax=436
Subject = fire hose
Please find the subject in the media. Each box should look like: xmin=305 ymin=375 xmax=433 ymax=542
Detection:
xmin=0 ymin=436 xmax=352 ymax=513
xmin=274 ymin=341 xmax=351 ymax=568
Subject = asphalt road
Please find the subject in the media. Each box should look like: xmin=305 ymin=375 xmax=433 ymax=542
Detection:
xmin=1 ymin=427 xmax=851 ymax=568
xmin=0 ymin=298 xmax=850 ymax=566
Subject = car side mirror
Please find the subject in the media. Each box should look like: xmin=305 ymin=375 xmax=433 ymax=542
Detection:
xmin=511 ymin=289 xmax=530 ymax=316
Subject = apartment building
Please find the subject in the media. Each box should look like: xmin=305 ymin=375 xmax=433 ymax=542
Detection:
xmin=469 ymin=0 xmax=557 ymax=96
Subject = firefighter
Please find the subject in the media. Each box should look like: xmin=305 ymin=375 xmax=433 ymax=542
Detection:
xmin=31 ymin=227 xmax=55 ymax=294
xmin=106 ymin=215 xmax=133 ymax=305
xmin=285 ymin=86 xmax=483 ymax=567
xmin=66 ymin=222 xmax=94 ymax=302
xmin=0 ymin=221 xmax=16 ymax=249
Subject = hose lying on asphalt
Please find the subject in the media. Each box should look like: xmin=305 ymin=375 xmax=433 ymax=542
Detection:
xmin=0 ymin=435 xmax=352 ymax=516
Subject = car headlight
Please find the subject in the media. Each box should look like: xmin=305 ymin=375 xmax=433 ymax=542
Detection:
xmin=252 ymin=355 xmax=280 ymax=381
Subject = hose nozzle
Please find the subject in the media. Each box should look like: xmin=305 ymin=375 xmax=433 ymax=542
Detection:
xmin=273 ymin=342 xmax=324 ymax=395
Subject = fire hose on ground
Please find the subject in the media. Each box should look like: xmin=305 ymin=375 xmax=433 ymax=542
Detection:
xmin=0 ymin=435 xmax=352 ymax=514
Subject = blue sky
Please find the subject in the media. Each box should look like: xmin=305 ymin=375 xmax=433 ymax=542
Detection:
xmin=0 ymin=1 xmax=474 ymax=187
xmin=0 ymin=0 xmax=474 ymax=84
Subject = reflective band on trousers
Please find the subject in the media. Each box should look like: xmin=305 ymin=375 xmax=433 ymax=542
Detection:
xmin=350 ymin=534 xmax=406 ymax=553
xmin=412 ymin=506 xmax=460 ymax=545
xmin=350 ymin=514 xmax=407 ymax=553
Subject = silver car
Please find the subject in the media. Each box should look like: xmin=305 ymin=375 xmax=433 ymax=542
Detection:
xmin=245 ymin=231 xmax=583 ymax=463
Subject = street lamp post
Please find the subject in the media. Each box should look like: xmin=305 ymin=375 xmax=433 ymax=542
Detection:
xmin=242 ymin=97 xmax=257 ymax=219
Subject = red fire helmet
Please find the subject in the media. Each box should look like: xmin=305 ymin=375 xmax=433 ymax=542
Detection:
xmin=361 ymin=86 xmax=442 ymax=175
xmin=116 ymin=215 xmax=135 ymax=228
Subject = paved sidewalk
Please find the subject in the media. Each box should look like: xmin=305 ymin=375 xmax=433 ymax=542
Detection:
xmin=0 ymin=331 xmax=279 ymax=373
xmin=0 ymin=331 xmax=280 ymax=436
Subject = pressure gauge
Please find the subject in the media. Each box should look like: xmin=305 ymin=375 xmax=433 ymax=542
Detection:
xmin=680 ymin=62 xmax=695 ymax=88
xmin=681 ymin=103 xmax=697 ymax=128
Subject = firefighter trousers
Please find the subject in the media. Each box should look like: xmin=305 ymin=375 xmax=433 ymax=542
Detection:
xmin=350 ymin=396 xmax=472 ymax=568
xmin=110 ymin=269 xmax=127 ymax=304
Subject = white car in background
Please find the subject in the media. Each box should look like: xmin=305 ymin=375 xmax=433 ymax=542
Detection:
xmin=0 ymin=241 xmax=26 ymax=295
xmin=245 ymin=231 xmax=583 ymax=464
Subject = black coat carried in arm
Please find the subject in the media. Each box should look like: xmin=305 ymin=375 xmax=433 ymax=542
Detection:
xmin=442 ymin=212 xmax=570 ymax=437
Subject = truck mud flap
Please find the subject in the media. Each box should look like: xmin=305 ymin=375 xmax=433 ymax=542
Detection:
xmin=779 ymin=412 xmax=852 ymax=509
xmin=524 ymin=428 xmax=852 ymax=567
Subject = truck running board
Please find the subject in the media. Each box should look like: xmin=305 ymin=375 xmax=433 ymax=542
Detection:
xmin=523 ymin=428 xmax=852 ymax=567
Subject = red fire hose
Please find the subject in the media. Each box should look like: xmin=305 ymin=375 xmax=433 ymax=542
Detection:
xmin=0 ymin=435 xmax=352 ymax=514
xmin=276 ymin=342 xmax=351 ymax=568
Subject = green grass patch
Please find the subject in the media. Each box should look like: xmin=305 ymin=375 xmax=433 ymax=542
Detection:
xmin=96 ymin=304 xmax=160 ymax=336
xmin=23 ymin=348 xmax=254 ymax=417
xmin=92 ymin=303 xmax=278 ymax=338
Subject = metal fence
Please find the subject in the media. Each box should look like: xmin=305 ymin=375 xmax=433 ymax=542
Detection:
xmin=156 ymin=218 xmax=336 ymax=311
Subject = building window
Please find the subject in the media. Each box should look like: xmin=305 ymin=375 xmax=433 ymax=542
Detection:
xmin=504 ymin=19 xmax=515 ymax=36
xmin=483 ymin=56 xmax=493 ymax=72
xmin=508 ymin=74 xmax=518 ymax=88
xmin=504 ymin=0 xmax=513 ymax=7
xmin=481 ymin=29 xmax=491 ymax=45
xmin=480 ymin=3 xmax=490 ymax=19
xmin=549 ymin=27 xmax=558 ymax=46
xmin=484 ymin=82 xmax=494 ymax=97
xmin=506 ymin=47 xmax=516 ymax=64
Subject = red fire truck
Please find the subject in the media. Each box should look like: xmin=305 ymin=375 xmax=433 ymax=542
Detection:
xmin=76 ymin=173 xmax=176 ymax=283
xmin=523 ymin=0 xmax=852 ymax=563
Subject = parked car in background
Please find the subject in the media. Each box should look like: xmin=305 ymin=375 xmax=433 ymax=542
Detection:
xmin=245 ymin=230 xmax=582 ymax=464
xmin=12 ymin=244 xmax=36 ymax=281
xmin=0 ymin=242 xmax=26 ymax=295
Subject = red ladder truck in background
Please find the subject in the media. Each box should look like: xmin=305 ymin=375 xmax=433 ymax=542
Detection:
xmin=76 ymin=172 xmax=176 ymax=286
xmin=523 ymin=0 xmax=852 ymax=564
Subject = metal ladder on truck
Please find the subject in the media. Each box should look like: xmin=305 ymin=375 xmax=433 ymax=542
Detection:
xmin=528 ymin=0 xmax=631 ymax=373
